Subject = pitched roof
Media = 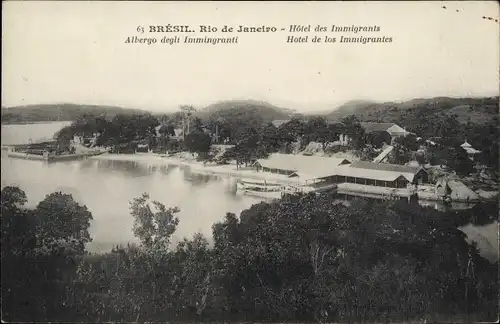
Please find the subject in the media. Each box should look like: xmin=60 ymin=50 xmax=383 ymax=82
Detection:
xmin=350 ymin=160 xmax=424 ymax=174
xmin=255 ymin=153 xmax=351 ymax=179
xmin=386 ymin=124 xmax=413 ymax=136
xmin=333 ymin=164 xmax=416 ymax=182
xmin=342 ymin=161 xmax=427 ymax=182
xmin=463 ymin=147 xmax=481 ymax=154
xmin=373 ymin=145 xmax=394 ymax=163
xmin=460 ymin=141 xmax=481 ymax=154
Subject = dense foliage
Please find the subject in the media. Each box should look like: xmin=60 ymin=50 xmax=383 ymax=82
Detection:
xmin=1 ymin=186 xmax=498 ymax=322
xmin=35 ymin=97 xmax=498 ymax=171
xmin=1 ymin=104 xmax=144 ymax=124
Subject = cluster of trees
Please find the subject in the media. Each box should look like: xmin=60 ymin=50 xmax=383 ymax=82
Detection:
xmin=396 ymin=107 xmax=499 ymax=169
xmin=51 ymin=103 xmax=498 ymax=175
xmin=52 ymin=110 xmax=368 ymax=163
xmin=54 ymin=113 xmax=161 ymax=151
xmin=1 ymin=104 xmax=145 ymax=124
xmin=1 ymin=186 xmax=93 ymax=321
xmin=218 ymin=115 xmax=367 ymax=167
xmin=2 ymin=186 xmax=498 ymax=322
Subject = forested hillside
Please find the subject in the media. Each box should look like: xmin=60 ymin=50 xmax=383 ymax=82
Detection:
xmin=1 ymin=104 xmax=146 ymax=124
xmin=325 ymin=97 xmax=499 ymax=125
xmin=196 ymin=99 xmax=298 ymax=124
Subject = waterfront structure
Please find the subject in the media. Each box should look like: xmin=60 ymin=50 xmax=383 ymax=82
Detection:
xmin=242 ymin=153 xmax=481 ymax=203
xmin=252 ymin=153 xmax=429 ymax=187
xmin=331 ymin=161 xmax=430 ymax=188
xmin=253 ymin=153 xmax=351 ymax=178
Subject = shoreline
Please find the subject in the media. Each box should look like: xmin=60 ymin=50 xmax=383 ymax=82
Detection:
xmin=89 ymin=153 xmax=493 ymax=203
xmin=89 ymin=153 xmax=303 ymax=184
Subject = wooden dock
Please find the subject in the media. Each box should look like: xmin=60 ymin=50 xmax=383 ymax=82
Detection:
xmin=6 ymin=150 xmax=104 ymax=162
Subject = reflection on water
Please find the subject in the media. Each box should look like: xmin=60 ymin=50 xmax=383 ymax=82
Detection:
xmin=1 ymin=122 xmax=498 ymax=261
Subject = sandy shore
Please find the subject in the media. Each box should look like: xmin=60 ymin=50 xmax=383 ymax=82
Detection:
xmin=88 ymin=153 xmax=495 ymax=203
xmin=89 ymin=153 xmax=302 ymax=183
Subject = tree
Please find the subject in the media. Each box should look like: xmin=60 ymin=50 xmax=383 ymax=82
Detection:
xmin=340 ymin=115 xmax=366 ymax=149
xmin=54 ymin=125 xmax=74 ymax=152
xmin=173 ymin=233 xmax=215 ymax=318
xmin=365 ymin=131 xmax=391 ymax=149
xmin=278 ymin=118 xmax=306 ymax=142
xmin=236 ymin=127 xmax=266 ymax=166
xmin=180 ymin=105 xmax=197 ymax=138
xmin=415 ymin=152 xmax=427 ymax=165
xmin=388 ymin=144 xmax=411 ymax=165
xmin=394 ymin=134 xmax=419 ymax=152
xmin=305 ymin=116 xmax=335 ymax=149
xmin=158 ymin=123 xmax=175 ymax=137
xmin=101 ymin=194 xmax=181 ymax=321
xmin=130 ymin=193 xmax=180 ymax=252
xmin=190 ymin=117 xmax=204 ymax=134
xmin=35 ymin=192 xmax=93 ymax=254
xmin=259 ymin=123 xmax=281 ymax=153
xmin=2 ymin=187 xmax=95 ymax=322
xmin=452 ymin=146 xmax=475 ymax=176
xmin=184 ymin=132 xmax=212 ymax=159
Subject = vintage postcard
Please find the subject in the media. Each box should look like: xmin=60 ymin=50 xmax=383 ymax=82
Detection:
xmin=1 ymin=1 xmax=499 ymax=323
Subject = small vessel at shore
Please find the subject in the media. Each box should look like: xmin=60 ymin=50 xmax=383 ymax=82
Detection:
xmin=236 ymin=178 xmax=337 ymax=199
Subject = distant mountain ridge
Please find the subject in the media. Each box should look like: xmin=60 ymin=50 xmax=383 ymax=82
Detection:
xmin=324 ymin=96 xmax=499 ymax=124
xmin=1 ymin=104 xmax=147 ymax=124
xmin=196 ymin=99 xmax=299 ymax=123
xmin=2 ymin=96 xmax=497 ymax=126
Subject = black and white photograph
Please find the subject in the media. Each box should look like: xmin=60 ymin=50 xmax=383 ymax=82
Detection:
xmin=1 ymin=1 xmax=499 ymax=322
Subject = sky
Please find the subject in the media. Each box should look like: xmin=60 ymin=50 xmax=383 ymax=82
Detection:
xmin=2 ymin=1 xmax=499 ymax=113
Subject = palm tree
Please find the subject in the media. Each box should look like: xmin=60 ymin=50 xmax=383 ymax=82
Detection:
xmin=179 ymin=105 xmax=196 ymax=140
xmin=215 ymin=117 xmax=227 ymax=144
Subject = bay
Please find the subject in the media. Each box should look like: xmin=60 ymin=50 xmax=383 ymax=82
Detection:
xmin=1 ymin=122 xmax=497 ymax=262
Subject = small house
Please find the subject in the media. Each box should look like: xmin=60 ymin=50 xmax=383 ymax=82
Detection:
xmin=460 ymin=141 xmax=481 ymax=161
xmin=361 ymin=122 xmax=414 ymax=144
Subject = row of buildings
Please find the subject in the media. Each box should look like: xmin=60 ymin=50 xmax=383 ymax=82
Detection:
xmin=274 ymin=119 xmax=482 ymax=161
xmin=250 ymin=153 xmax=479 ymax=203
xmin=253 ymin=153 xmax=430 ymax=189
xmin=272 ymin=120 xmax=414 ymax=146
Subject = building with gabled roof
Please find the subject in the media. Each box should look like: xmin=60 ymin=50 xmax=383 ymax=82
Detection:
xmin=460 ymin=141 xmax=481 ymax=160
xmin=360 ymin=122 xmax=414 ymax=145
xmin=253 ymin=153 xmax=351 ymax=178
xmin=348 ymin=160 xmax=429 ymax=184
xmin=252 ymin=153 xmax=430 ymax=189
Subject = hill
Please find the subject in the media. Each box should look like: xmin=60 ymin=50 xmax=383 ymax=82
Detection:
xmin=324 ymin=99 xmax=379 ymax=119
xmin=324 ymin=96 xmax=499 ymax=125
xmin=196 ymin=99 xmax=297 ymax=123
xmin=1 ymin=104 xmax=147 ymax=124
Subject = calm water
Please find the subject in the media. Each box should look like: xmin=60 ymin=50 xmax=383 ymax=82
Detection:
xmin=1 ymin=122 xmax=262 ymax=253
xmin=1 ymin=122 xmax=498 ymax=261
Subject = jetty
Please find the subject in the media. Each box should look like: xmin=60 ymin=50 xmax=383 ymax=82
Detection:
xmin=3 ymin=141 xmax=105 ymax=163
xmin=243 ymin=153 xmax=481 ymax=203
xmin=6 ymin=150 xmax=104 ymax=162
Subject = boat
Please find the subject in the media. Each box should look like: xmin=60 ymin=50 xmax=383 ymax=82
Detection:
xmin=236 ymin=178 xmax=337 ymax=199
xmin=236 ymin=179 xmax=283 ymax=191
